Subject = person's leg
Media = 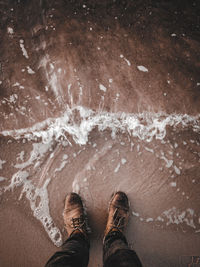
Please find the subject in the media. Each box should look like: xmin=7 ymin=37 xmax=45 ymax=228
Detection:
xmin=103 ymin=192 xmax=143 ymax=267
xmin=103 ymin=229 xmax=142 ymax=267
xmin=45 ymin=231 xmax=89 ymax=267
xmin=45 ymin=193 xmax=90 ymax=267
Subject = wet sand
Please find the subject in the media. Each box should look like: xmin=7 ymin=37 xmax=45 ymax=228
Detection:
xmin=0 ymin=1 xmax=200 ymax=266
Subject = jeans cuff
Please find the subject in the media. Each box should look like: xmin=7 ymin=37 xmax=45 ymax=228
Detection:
xmin=62 ymin=231 xmax=90 ymax=249
xmin=103 ymin=230 xmax=128 ymax=250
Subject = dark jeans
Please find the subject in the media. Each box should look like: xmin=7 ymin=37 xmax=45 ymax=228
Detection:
xmin=45 ymin=230 xmax=143 ymax=267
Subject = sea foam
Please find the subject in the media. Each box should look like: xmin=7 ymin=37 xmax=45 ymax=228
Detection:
xmin=1 ymin=106 xmax=200 ymax=246
xmin=1 ymin=106 xmax=200 ymax=145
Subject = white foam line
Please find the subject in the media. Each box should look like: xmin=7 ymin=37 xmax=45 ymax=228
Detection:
xmin=19 ymin=40 xmax=29 ymax=59
xmin=162 ymin=207 xmax=196 ymax=229
xmin=55 ymin=160 xmax=68 ymax=173
xmin=38 ymin=55 xmax=63 ymax=104
xmin=124 ymin=58 xmax=131 ymax=66
xmin=4 ymin=171 xmax=62 ymax=246
xmin=114 ymin=163 xmax=120 ymax=173
xmin=1 ymin=106 xmax=200 ymax=145
xmin=132 ymin=207 xmax=199 ymax=231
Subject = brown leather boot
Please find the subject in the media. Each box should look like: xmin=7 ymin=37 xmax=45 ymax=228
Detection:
xmin=63 ymin=192 xmax=88 ymax=237
xmin=104 ymin=191 xmax=130 ymax=238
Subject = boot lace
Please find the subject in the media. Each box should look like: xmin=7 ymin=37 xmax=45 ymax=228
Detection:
xmin=111 ymin=208 xmax=127 ymax=230
xmin=70 ymin=215 xmax=85 ymax=230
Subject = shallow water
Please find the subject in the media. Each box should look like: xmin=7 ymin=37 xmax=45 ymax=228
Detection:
xmin=0 ymin=1 xmax=200 ymax=266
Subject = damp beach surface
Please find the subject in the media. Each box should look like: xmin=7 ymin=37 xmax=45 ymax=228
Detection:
xmin=0 ymin=1 xmax=200 ymax=266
